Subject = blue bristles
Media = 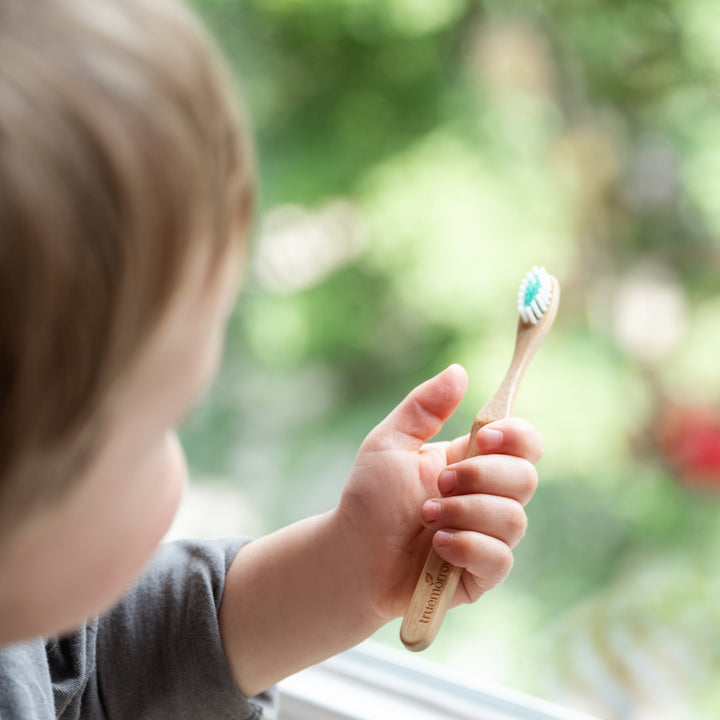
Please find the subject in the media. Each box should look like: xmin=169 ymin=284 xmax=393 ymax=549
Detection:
xmin=518 ymin=266 xmax=552 ymax=324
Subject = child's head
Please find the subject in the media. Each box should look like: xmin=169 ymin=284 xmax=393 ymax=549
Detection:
xmin=0 ymin=0 xmax=253 ymax=641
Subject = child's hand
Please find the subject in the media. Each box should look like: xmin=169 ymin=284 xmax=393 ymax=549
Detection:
xmin=336 ymin=364 xmax=543 ymax=622
xmin=220 ymin=363 xmax=543 ymax=696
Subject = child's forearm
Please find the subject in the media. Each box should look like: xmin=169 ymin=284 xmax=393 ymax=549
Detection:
xmin=218 ymin=509 xmax=384 ymax=697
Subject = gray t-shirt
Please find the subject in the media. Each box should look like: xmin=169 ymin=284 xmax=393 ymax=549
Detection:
xmin=0 ymin=538 xmax=276 ymax=719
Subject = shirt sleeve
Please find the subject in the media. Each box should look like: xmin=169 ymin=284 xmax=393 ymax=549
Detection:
xmin=94 ymin=537 xmax=272 ymax=720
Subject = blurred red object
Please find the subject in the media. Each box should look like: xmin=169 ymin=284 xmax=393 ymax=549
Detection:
xmin=654 ymin=402 xmax=720 ymax=489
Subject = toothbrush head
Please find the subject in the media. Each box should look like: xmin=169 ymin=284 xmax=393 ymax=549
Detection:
xmin=518 ymin=266 xmax=554 ymax=325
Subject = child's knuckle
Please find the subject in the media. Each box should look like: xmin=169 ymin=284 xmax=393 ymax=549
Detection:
xmin=487 ymin=541 xmax=514 ymax=579
xmin=518 ymin=460 xmax=539 ymax=495
xmin=506 ymin=502 xmax=528 ymax=538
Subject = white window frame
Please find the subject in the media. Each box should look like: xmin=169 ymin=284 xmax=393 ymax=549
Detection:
xmin=278 ymin=641 xmax=601 ymax=720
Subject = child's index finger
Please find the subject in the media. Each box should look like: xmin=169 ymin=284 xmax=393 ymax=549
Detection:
xmin=475 ymin=418 xmax=544 ymax=463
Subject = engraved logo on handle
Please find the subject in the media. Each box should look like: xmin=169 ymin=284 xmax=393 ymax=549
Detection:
xmin=418 ymin=563 xmax=451 ymax=624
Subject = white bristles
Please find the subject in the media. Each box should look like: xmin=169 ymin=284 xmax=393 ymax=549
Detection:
xmin=517 ymin=266 xmax=553 ymax=324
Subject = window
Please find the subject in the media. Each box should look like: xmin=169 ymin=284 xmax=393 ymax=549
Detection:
xmin=184 ymin=1 xmax=720 ymax=718
xmin=279 ymin=642 xmax=601 ymax=720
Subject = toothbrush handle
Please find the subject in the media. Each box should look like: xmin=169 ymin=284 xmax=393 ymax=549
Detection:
xmin=399 ymin=549 xmax=463 ymax=651
xmin=400 ymin=417 xmax=492 ymax=652
xmin=400 ymin=278 xmax=558 ymax=651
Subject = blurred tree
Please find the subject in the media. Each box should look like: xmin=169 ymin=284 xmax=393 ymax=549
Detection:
xmin=181 ymin=1 xmax=720 ymax=715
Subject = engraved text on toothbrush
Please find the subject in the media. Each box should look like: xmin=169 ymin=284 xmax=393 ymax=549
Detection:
xmin=418 ymin=562 xmax=451 ymax=623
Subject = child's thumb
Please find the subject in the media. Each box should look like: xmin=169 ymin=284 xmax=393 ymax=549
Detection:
xmin=364 ymin=364 xmax=468 ymax=452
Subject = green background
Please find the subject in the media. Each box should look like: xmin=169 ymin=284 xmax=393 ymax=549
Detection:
xmin=181 ymin=1 xmax=720 ymax=716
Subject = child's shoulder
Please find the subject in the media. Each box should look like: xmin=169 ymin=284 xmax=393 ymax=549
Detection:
xmin=0 ymin=636 xmax=63 ymax=719
xmin=0 ymin=539 xmax=263 ymax=719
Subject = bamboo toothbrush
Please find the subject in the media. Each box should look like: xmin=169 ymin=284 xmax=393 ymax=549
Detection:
xmin=400 ymin=266 xmax=560 ymax=652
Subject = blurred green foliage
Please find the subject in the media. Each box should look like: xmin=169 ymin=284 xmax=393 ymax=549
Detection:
xmin=181 ymin=0 xmax=720 ymax=716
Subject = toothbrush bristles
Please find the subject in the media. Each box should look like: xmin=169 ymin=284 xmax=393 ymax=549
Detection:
xmin=517 ymin=266 xmax=553 ymax=324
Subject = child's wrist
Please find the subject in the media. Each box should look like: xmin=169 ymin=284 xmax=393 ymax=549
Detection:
xmin=321 ymin=507 xmax=387 ymax=634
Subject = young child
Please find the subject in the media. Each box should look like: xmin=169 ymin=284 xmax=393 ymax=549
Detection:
xmin=0 ymin=0 xmax=544 ymax=718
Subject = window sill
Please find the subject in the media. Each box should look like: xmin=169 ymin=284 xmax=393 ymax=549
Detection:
xmin=278 ymin=642 xmax=601 ymax=720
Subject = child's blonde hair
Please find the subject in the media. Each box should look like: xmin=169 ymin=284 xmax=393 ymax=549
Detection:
xmin=0 ymin=0 xmax=254 ymax=536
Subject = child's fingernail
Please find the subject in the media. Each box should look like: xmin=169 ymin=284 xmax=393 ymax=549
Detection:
xmin=438 ymin=470 xmax=455 ymax=495
xmin=422 ymin=500 xmax=441 ymax=524
xmin=434 ymin=530 xmax=453 ymax=546
xmin=478 ymin=428 xmax=503 ymax=451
